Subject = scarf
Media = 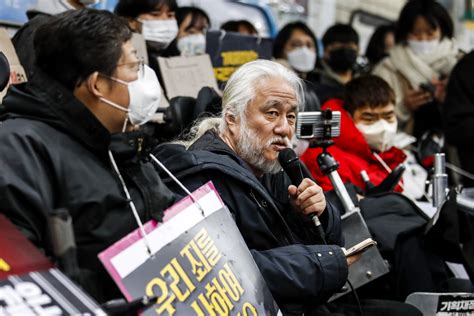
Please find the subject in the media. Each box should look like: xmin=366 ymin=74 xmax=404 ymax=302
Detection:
xmin=388 ymin=38 xmax=458 ymax=89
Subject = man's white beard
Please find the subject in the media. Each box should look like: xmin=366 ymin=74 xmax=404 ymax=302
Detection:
xmin=236 ymin=123 xmax=290 ymax=175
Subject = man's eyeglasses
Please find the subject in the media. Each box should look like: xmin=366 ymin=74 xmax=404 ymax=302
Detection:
xmin=116 ymin=57 xmax=145 ymax=80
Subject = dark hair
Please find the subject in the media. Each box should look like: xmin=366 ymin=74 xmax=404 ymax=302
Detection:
xmin=34 ymin=9 xmax=132 ymax=90
xmin=365 ymin=24 xmax=396 ymax=65
xmin=395 ymin=0 xmax=453 ymax=43
xmin=272 ymin=21 xmax=319 ymax=59
xmin=344 ymin=75 xmax=395 ymax=114
xmin=176 ymin=6 xmax=210 ymax=29
xmin=221 ymin=20 xmax=257 ymax=35
xmin=322 ymin=24 xmax=359 ymax=47
xmin=114 ymin=0 xmax=178 ymax=18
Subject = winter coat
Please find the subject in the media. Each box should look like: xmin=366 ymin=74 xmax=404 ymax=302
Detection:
xmin=0 ymin=69 xmax=176 ymax=301
xmin=443 ymin=51 xmax=474 ymax=187
xmin=301 ymin=99 xmax=406 ymax=192
xmin=154 ymin=130 xmax=348 ymax=313
xmin=372 ymin=42 xmax=460 ymax=137
xmin=300 ymin=100 xmax=428 ymax=255
xmin=372 ymin=56 xmax=441 ymax=138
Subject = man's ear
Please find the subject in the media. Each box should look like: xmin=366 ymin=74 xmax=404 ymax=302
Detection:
xmin=225 ymin=112 xmax=238 ymax=134
xmin=86 ymin=72 xmax=108 ymax=98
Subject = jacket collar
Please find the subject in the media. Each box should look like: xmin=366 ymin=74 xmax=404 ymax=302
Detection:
xmin=190 ymin=129 xmax=257 ymax=174
xmin=157 ymin=130 xmax=277 ymax=202
xmin=155 ymin=131 xmax=298 ymax=242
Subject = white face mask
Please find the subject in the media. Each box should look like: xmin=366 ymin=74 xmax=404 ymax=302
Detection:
xmin=100 ymin=64 xmax=162 ymax=130
xmin=177 ymin=33 xmax=206 ymax=56
xmin=407 ymin=39 xmax=439 ymax=55
xmin=287 ymin=47 xmax=316 ymax=73
xmin=139 ymin=19 xmax=178 ymax=48
xmin=356 ymin=119 xmax=397 ymax=152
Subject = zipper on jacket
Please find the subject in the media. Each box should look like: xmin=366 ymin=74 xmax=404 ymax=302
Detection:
xmin=250 ymin=189 xmax=291 ymax=245
xmin=250 ymin=189 xmax=263 ymax=209
xmin=137 ymin=137 xmax=143 ymax=155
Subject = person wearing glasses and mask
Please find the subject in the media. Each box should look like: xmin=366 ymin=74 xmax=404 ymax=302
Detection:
xmin=114 ymin=0 xmax=179 ymax=76
xmin=372 ymin=0 xmax=461 ymax=138
xmin=0 ymin=9 xmax=175 ymax=302
xmin=273 ymin=22 xmax=321 ymax=111
xmin=12 ymin=0 xmax=103 ymax=78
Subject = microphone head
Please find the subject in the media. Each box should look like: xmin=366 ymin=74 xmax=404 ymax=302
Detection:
xmin=278 ymin=148 xmax=298 ymax=168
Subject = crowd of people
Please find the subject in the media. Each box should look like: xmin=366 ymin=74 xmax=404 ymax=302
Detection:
xmin=0 ymin=0 xmax=473 ymax=315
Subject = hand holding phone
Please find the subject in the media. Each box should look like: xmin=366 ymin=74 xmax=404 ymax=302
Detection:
xmin=404 ymin=89 xmax=433 ymax=110
xmin=419 ymin=82 xmax=436 ymax=96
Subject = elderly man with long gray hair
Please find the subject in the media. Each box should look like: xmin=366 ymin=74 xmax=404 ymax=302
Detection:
xmin=154 ymin=60 xmax=422 ymax=316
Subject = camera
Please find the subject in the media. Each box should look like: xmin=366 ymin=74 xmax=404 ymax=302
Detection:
xmin=296 ymin=110 xmax=341 ymax=140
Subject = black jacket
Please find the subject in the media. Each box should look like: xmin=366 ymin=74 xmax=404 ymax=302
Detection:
xmin=154 ymin=130 xmax=348 ymax=313
xmin=307 ymin=64 xmax=345 ymax=106
xmin=443 ymin=51 xmax=474 ymax=187
xmin=0 ymin=69 xmax=175 ymax=301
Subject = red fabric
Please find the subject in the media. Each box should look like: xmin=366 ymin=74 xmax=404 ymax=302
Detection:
xmin=422 ymin=155 xmax=434 ymax=169
xmin=0 ymin=214 xmax=53 ymax=278
xmin=300 ymin=99 xmax=407 ymax=192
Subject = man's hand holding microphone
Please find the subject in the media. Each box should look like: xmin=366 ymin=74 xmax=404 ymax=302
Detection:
xmin=279 ymin=148 xmax=361 ymax=266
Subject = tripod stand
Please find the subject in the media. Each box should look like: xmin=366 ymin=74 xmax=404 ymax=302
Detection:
xmin=302 ymin=110 xmax=389 ymax=300
xmin=310 ymin=138 xmax=356 ymax=215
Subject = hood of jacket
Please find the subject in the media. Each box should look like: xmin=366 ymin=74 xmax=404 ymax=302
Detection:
xmin=154 ymin=129 xmax=300 ymax=231
xmin=2 ymin=68 xmax=111 ymax=160
xmin=154 ymin=130 xmax=267 ymax=190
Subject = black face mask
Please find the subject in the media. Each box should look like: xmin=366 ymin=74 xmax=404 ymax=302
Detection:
xmin=327 ymin=47 xmax=358 ymax=72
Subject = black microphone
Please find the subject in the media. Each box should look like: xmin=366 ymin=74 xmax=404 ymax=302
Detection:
xmin=278 ymin=148 xmax=326 ymax=244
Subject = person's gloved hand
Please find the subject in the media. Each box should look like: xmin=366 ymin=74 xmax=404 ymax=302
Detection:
xmin=365 ymin=164 xmax=406 ymax=196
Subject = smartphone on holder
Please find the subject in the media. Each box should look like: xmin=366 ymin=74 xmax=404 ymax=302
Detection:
xmin=296 ymin=111 xmax=341 ymax=140
xmin=342 ymin=238 xmax=377 ymax=257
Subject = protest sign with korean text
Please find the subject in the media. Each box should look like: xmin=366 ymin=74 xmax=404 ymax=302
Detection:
xmin=0 ymin=268 xmax=105 ymax=315
xmin=99 ymin=182 xmax=278 ymax=315
xmin=206 ymin=30 xmax=272 ymax=89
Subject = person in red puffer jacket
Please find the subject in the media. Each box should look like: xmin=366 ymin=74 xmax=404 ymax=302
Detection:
xmin=302 ymin=76 xmax=474 ymax=300
xmin=301 ymin=75 xmax=406 ymax=193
